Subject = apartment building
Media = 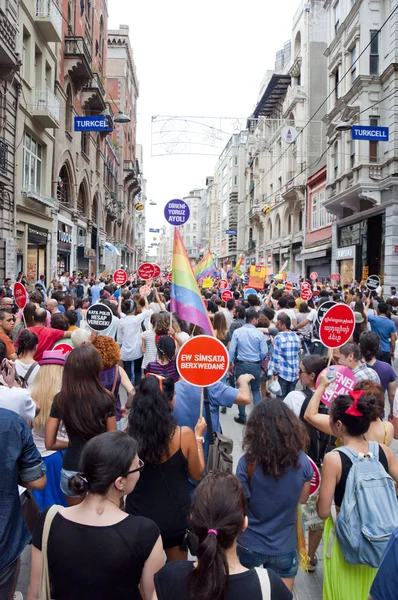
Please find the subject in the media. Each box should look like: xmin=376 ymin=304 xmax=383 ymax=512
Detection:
xmin=0 ymin=0 xmax=20 ymax=280
xmin=323 ymin=0 xmax=398 ymax=287
xmin=243 ymin=0 xmax=329 ymax=277
xmin=179 ymin=188 xmax=206 ymax=261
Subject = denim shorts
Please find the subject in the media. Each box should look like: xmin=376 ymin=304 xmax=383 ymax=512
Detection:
xmin=60 ymin=468 xmax=80 ymax=498
xmin=237 ymin=543 xmax=299 ymax=579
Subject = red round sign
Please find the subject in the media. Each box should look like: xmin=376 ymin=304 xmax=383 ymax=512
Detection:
xmin=319 ymin=303 xmax=355 ymax=348
xmin=55 ymin=342 xmax=73 ymax=355
xmin=221 ymin=290 xmax=233 ymax=302
xmin=139 ymin=285 xmax=151 ymax=296
xmin=310 ymin=272 xmax=318 ymax=281
xmin=166 ymin=272 xmax=172 ymax=283
xmin=152 ymin=264 xmax=161 ymax=278
xmin=301 ymin=289 xmax=312 ymax=301
xmin=307 ymin=456 xmax=321 ymax=496
xmin=330 ymin=273 xmax=340 ymax=281
xmin=177 ymin=335 xmax=229 ymax=387
xmin=14 ymin=282 xmax=28 ymax=309
xmin=113 ymin=269 xmax=127 ymax=285
xmin=137 ymin=263 xmax=157 ymax=280
xmin=285 ymin=282 xmax=293 ymax=291
xmin=218 ymin=280 xmax=228 ymax=291
xmin=301 ymin=282 xmax=311 ymax=291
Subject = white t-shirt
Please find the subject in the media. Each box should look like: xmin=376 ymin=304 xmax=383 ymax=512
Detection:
xmin=141 ymin=330 xmax=158 ymax=369
xmin=117 ymin=310 xmax=151 ymax=361
xmin=274 ymin=308 xmax=297 ymax=326
xmin=0 ymin=385 xmax=36 ymax=420
xmin=14 ymin=360 xmax=40 ymax=387
xmin=222 ymin=308 xmax=234 ymax=328
xmin=284 ymin=390 xmax=306 ymax=418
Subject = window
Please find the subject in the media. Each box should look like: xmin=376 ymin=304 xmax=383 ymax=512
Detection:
xmin=23 ymin=133 xmax=42 ymax=191
xmin=369 ymin=117 xmax=379 ymax=162
xmin=81 ymin=132 xmax=89 ymax=156
xmin=222 ymin=183 xmax=227 ymax=196
xmin=34 ymin=46 xmax=42 ymax=87
xmin=234 ymin=175 xmax=238 ymax=186
xmin=351 ymin=46 xmax=357 ymax=82
xmin=319 ymin=191 xmax=325 ymax=228
xmin=334 ymin=0 xmax=340 ymax=33
xmin=312 ymin=193 xmax=318 ymax=230
xmin=333 ymin=141 xmax=339 ymax=178
xmin=193 ymin=236 xmax=197 ymax=244
xmin=192 ymin=223 xmax=197 ymax=231
xmin=66 ymin=85 xmax=73 ymax=132
xmin=229 ymin=157 xmax=232 ymax=168
xmin=185 ymin=224 xmax=190 ymax=232
xmin=222 ymin=164 xmax=227 ymax=178
xmin=22 ymin=29 xmax=30 ymax=81
xmin=249 ymin=227 xmax=253 ymax=241
xmin=229 ymin=177 xmax=232 ymax=189
xmin=334 ymin=68 xmax=340 ymax=101
xmin=326 ymin=210 xmax=334 ymax=225
xmin=350 ymin=138 xmax=355 ymax=168
xmin=222 ymin=201 xmax=228 ymax=219
xmin=234 ymin=156 xmax=238 ymax=166
xmin=370 ymin=30 xmax=379 ymax=76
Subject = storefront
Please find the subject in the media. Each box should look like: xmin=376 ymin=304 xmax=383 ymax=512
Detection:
xmin=336 ymin=213 xmax=384 ymax=285
xmin=27 ymin=225 xmax=48 ymax=285
xmin=77 ymin=247 xmax=96 ymax=278
xmin=57 ymin=223 xmax=72 ymax=276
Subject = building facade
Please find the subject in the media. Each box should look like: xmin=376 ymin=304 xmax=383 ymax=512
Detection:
xmin=179 ymin=188 xmax=206 ymax=261
xmin=323 ymin=0 xmax=398 ymax=288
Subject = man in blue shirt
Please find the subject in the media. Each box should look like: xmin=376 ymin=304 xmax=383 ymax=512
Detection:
xmin=89 ymin=280 xmax=102 ymax=305
xmin=268 ymin=313 xmax=300 ymax=400
xmin=0 ymin=409 xmax=46 ymax=599
xmin=365 ymin=299 xmax=396 ymax=364
xmin=369 ymin=526 xmax=398 ymax=600
xmin=229 ymin=310 xmax=268 ymax=424
xmin=173 ymin=374 xmax=252 ymax=458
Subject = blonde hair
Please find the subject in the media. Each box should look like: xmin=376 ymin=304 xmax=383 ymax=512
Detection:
xmin=31 ymin=364 xmax=64 ymax=430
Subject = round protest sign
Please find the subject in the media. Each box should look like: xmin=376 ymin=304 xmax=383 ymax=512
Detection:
xmin=365 ymin=275 xmax=380 ymax=291
xmin=221 ymin=290 xmax=233 ymax=302
xmin=152 ymin=264 xmax=161 ymax=278
xmin=243 ymin=287 xmax=257 ymax=298
xmin=86 ymin=303 xmax=113 ymax=332
xmin=310 ymin=272 xmax=318 ymax=281
xmin=139 ymin=285 xmax=151 ymax=296
xmin=301 ymin=289 xmax=312 ymax=301
xmin=54 ymin=342 xmax=74 ymax=355
xmin=307 ymin=456 xmax=321 ymax=496
xmin=164 ymin=199 xmax=190 ymax=226
xmin=218 ymin=280 xmax=228 ymax=291
xmin=137 ymin=263 xmax=157 ymax=280
xmin=14 ymin=282 xmax=28 ymax=309
xmin=319 ymin=304 xmax=355 ymax=348
xmin=301 ymin=282 xmax=311 ymax=291
xmin=312 ymin=301 xmax=336 ymax=341
xmin=113 ymin=269 xmax=127 ymax=286
xmin=285 ymin=282 xmax=293 ymax=291
xmin=316 ymin=365 xmax=357 ymax=407
xmin=330 ymin=273 xmax=340 ymax=281
xmin=177 ymin=335 xmax=229 ymax=387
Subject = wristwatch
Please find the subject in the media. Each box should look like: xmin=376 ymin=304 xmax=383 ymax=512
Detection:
xmin=196 ymin=436 xmax=205 ymax=444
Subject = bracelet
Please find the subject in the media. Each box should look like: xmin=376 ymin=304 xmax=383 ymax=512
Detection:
xmin=196 ymin=437 xmax=204 ymax=444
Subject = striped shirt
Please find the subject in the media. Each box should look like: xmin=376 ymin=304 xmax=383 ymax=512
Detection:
xmin=144 ymin=360 xmax=179 ymax=383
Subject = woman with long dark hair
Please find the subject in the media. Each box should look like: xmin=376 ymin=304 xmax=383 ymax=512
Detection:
xmin=153 ymin=472 xmax=292 ymax=600
xmin=126 ymin=375 xmax=206 ymax=562
xmin=29 ymin=431 xmax=164 ymax=600
xmin=236 ymin=399 xmax=312 ymax=591
xmin=317 ymin=388 xmax=398 ymax=600
xmin=45 ymin=345 xmax=116 ymax=505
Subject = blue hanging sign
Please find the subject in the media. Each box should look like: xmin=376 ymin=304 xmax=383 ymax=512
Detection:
xmin=226 ymin=229 xmax=237 ymax=235
xmin=351 ymin=125 xmax=389 ymax=141
xmin=74 ymin=116 xmax=113 ymax=132
xmin=149 ymin=228 xmax=160 ymax=233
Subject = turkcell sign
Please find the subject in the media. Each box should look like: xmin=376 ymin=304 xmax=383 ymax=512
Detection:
xmin=351 ymin=125 xmax=389 ymax=142
xmin=74 ymin=116 xmax=113 ymax=132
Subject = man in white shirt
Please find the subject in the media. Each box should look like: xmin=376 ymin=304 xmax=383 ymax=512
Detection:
xmin=222 ymin=299 xmax=235 ymax=328
xmin=273 ymin=296 xmax=297 ymax=328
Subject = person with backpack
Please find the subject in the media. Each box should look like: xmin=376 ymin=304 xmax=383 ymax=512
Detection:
xmin=317 ymin=386 xmax=398 ymax=600
xmin=283 ymin=355 xmax=332 ymax=572
xmin=15 ymin=329 xmax=40 ymax=387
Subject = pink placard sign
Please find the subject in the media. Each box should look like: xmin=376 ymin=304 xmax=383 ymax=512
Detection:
xmin=316 ymin=365 xmax=357 ymax=407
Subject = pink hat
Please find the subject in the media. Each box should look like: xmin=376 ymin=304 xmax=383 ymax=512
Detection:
xmin=39 ymin=350 xmax=68 ymax=366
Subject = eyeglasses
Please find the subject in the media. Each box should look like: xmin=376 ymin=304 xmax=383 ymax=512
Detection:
xmin=126 ymin=458 xmax=144 ymax=475
xmin=298 ymin=368 xmax=308 ymax=375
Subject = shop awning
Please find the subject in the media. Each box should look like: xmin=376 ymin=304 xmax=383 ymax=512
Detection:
xmin=300 ymin=243 xmax=331 ymax=261
xmin=105 ymin=242 xmax=121 ymax=256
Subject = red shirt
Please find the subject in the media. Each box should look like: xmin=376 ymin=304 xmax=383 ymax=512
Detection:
xmin=28 ymin=326 xmax=65 ymax=362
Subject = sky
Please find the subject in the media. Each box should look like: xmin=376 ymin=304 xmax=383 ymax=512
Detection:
xmin=108 ymin=0 xmax=300 ymax=255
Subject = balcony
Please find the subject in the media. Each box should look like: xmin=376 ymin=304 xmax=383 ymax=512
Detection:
xmin=249 ymin=205 xmax=262 ymax=221
xmin=0 ymin=7 xmax=19 ymax=80
xmin=64 ymin=36 xmax=92 ymax=90
xmin=283 ymin=85 xmax=306 ymax=117
xmin=22 ymin=185 xmax=58 ymax=209
xmin=248 ymin=240 xmax=256 ymax=250
xmin=34 ymin=0 xmax=62 ymax=43
xmin=0 ymin=139 xmax=8 ymax=175
xmin=81 ymin=72 xmax=106 ymax=112
xmin=31 ymin=87 xmax=60 ymax=128
xmin=282 ymin=170 xmax=306 ymax=200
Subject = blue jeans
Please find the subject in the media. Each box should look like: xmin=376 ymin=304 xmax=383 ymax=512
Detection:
xmin=237 ymin=543 xmax=299 ymax=579
xmin=123 ymin=357 xmax=143 ymax=385
xmin=236 ymin=361 xmax=261 ymax=421
xmin=277 ymin=377 xmax=298 ymax=401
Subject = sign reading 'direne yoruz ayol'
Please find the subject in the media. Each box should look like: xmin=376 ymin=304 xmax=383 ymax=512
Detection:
xmin=351 ymin=125 xmax=389 ymax=141
xmin=74 ymin=116 xmax=113 ymax=132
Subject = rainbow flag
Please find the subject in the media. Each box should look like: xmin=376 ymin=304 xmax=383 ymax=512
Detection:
xmin=193 ymin=251 xmax=219 ymax=281
xmin=171 ymin=229 xmax=213 ymax=335
xmin=232 ymin=254 xmax=244 ymax=274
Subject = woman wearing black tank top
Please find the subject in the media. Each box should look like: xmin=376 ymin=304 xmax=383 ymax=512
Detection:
xmin=126 ymin=375 xmax=206 ymax=562
xmin=317 ymin=389 xmax=398 ymax=600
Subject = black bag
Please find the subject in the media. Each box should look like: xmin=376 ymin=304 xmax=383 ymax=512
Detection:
xmin=299 ymin=388 xmax=335 ymax=466
xmin=204 ymin=388 xmax=233 ymax=474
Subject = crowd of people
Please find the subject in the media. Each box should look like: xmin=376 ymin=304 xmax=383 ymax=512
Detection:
xmin=1 ymin=269 xmax=398 ymax=600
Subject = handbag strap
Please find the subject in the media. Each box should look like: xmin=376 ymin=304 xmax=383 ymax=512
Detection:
xmin=24 ymin=361 xmax=38 ymax=384
xmin=111 ymin=366 xmax=119 ymax=395
xmin=254 ymin=567 xmax=271 ymax=600
xmin=204 ymin=388 xmax=214 ymax=445
xmin=39 ymin=505 xmax=62 ymax=600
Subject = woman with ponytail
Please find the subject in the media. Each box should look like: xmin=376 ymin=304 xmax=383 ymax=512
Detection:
xmin=317 ymin=387 xmax=398 ymax=600
xmin=153 ymin=472 xmax=292 ymax=600
xmin=28 ymin=431 xmax=164 ymax=600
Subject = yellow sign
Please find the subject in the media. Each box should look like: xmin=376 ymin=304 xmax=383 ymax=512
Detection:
xmin=248 ymin=265 xmax=266 ymax=290
xmin=202 ymin=277 xmax=213 ymax=288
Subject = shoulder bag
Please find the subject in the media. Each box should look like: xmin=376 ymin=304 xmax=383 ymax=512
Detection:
xmin=39 ymin=505 xmax=62 ymax=600
xmin=204 ymin=388 xmax=233 ymax=474
xmin=254 ymin=567 xmax=271 ymax=599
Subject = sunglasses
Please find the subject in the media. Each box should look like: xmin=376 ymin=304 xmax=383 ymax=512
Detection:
xmin=145 ymin=373 xmax=165 ymax=390
xmin=298 ymin=368 xmax=308 ymax=375
xmin=126 ymin=458 xmax=144 ymax=475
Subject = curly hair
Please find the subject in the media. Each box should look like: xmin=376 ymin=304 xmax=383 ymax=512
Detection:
xmin=127 ymin=375 xmax=176 ymax=463
xmin=354 ymin=380 xmax=384 ymax=420
xmin=92 ymin=335 xmax=121 ymax=369
xmin=242 ymin=399 xmax=309 ymax=480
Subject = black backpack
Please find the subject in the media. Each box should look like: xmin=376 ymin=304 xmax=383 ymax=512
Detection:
xmin=299 ymin=388 xmax=335 ymax=466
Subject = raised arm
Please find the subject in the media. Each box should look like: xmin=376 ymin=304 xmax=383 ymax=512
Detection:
xmin=303 ymin=373 xmax=334 ymax=435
